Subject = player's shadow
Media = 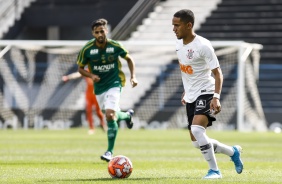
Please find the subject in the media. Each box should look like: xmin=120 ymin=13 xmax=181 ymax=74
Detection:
xmin=38 ymin=177 xmax=194 ymax=183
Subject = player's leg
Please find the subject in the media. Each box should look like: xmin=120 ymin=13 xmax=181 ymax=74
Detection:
xmin=208 ymin=139 xmax=234 ymax=155
xmin=115 ymin=110 xmax=134 ymax=129
xmin=193 ymin=138 xmax=240 ymax=157
xmin=189 ymin=99 xmax=243 ymax=175
xmin=188 ymin=94 xmax=222 ymax=179
xmin=191 ymin=94 xmax=243 ymax=174
xmin=191 ymin=117 xmax=221 ymax=179
xmin=210 ymin=139 xmax=244 ymax=172
xmin=192 ymin=136 xmax=244 ymax=177
xmin=93 ymin=95 xmax=107 ymax=131
xmin=111 ymin=88 xmax=134 ymax=129
xmin=85 ymin=98 xmax=94 ymax=134
xmin=99 ymin=87 xmax=121 ymax=162
xmin=101 ymin=109 xmax=118 ymax=162
xmin=192 ymin=135 xmax=243 ymax=174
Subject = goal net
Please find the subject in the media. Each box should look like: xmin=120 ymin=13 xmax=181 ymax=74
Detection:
xmin=0 ymin=40 xmax=267 ymax=131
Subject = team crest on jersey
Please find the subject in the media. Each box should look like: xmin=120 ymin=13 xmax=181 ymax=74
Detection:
xmin=90 ymin=49 xmax=98 ymax=55
xmin=108 ymin=55 xmax=114 ymax=62
xmin=186 ymin=49 xmax=194 ymax=59
xmin=196 ymin=99 xmax=206 ymax=108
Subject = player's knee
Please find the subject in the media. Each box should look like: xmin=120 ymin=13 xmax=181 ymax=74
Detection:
xmin=191 ymin=125 xmax=205 ymax=138
xmin=106 ymin=116 xmax=114 ymax=121
xmin=192 ymin=141 xmax=200 ymax=149
xmin=105 ymin=110 xmax=116 ymax=121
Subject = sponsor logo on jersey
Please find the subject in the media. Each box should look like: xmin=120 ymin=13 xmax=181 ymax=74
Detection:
xmin=90 ymin=49 xmax=98 ymax=55
xmin=106 ymin=47 xmax=114 ymax=53
xmin=93 ymin=63 xmax=115 ymax=72
xmin=179 ymin=61 xmax=193 ymax=74
xmin=186 ymin=49 xmax=194 ymax=59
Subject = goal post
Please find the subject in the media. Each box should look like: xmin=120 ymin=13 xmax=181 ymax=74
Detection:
xmin=0 ymin=40 xmax=267 ymax=131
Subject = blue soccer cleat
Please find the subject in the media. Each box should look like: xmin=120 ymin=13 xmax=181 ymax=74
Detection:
xmin=231 ymin=145 xmax=244 ymax=174
xmin=203 ymin=169 xmax=222 ymax=179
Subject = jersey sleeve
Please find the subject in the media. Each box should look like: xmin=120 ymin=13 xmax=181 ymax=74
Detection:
xmin=107 ymin=40 xmax=129 ymax=58
xmin=116 ymin=42 xmax=129 ymax=58
xmin=201 ymin=44 xmax=220 ymax=70
xmin=76 ymin=48 xmax=88 ymax=67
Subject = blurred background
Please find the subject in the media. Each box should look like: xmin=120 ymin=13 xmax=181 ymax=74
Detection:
xmin=0 ymin=0 xmax=281 ymax=132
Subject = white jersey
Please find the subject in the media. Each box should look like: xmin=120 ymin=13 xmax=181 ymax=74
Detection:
xmin=175 ymin=35 xmax=220 ymax=103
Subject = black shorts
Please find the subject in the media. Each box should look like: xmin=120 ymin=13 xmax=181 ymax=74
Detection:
xmin=186 ymin=94 xmax=216 ymax=130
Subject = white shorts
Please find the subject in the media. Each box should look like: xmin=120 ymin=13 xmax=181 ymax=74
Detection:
xmin=96 ymin=87 xmax=121 ymax=111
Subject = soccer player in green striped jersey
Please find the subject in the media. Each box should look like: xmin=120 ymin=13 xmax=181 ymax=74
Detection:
xmin=77 ymin=18 xmax=138 ymax=162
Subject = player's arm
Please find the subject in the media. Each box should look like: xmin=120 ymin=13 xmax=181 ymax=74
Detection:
xmin=78 ymin=66 xmax=100 ymax=83
xmin=211 ymin=67 xmax=223 ymax=114
xmin=124 ymin=54 xmax=138 ymax=88
xmin=181 ymin=91 xmax=186 ymax=105
xmin=62 ymin=72 xmax=82 ymax=82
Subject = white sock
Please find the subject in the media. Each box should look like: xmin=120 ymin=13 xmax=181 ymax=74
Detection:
xmin=192 ymin=141 xmax=200 ymax=149
xmin=191 ymin=125 xmax=219 ymax=171
xmin=192 ymin=139 xmax=234 ymax=157
xmin=210 ymin=139 xmax=234 ymax=156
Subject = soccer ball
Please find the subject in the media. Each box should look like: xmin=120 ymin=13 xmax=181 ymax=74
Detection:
xmin=108 ymin=155 xmax=133 ymax=179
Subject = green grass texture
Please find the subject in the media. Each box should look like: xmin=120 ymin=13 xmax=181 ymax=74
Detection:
xmin=0 ymin=128 xmax=281 ymax=183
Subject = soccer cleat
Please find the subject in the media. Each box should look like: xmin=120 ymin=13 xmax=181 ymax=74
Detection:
xmin=125 ymin=109 xmax=134 ymax=129
xmin=230 ymin=145 xmax=244 ymax=174
xmin=203 ymin=169 xmax=222 ymax=179
xmin=100 ymin=151 xmax=112 ymax=162
xmin=88 ymin=129 xmax=95 ymax=135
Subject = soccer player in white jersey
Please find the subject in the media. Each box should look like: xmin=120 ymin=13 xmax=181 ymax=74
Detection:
xmin=172 ymin=9 xmax=243 ymax=179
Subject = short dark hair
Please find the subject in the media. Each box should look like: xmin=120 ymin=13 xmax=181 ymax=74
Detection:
xmin=174 ymin=9 xmax=194 ymax=27
xmin=91 ymin=18 xmax=108 ymax=30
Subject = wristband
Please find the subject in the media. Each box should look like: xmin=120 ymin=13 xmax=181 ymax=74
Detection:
xmin=213 ymin=93 xmax=220 ymax=99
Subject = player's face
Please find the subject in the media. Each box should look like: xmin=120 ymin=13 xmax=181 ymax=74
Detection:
xmin=92 ymin=26 xmax=108 ymax=44
xmin=172 ymin=17 xmax=190 ymax=39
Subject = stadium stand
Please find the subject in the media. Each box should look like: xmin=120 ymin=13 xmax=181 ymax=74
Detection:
xmin=196 ymin=0 xmax=282 ymax=126
xmin=0 ymin=0 xmax=141 ymax=128
xmin=3 ymin=0 xmax=139 ymax=40
xmin=0 ymin=0 xmax=35 ymax=38
xmin=129 ymin=0 xmax=221 ymax=40
xmin=120 ymin=0 xmax=222 ymax=123
xmin=124 ymin=0 xmax=282 ymax=127
xmin=1 ymin=0 xmax=281 ymax=129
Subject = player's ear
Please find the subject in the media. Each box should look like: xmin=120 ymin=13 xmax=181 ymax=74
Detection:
xmin=187 ymin=22 xmax=193 ymax=29
xmin=104 ymin=27 xmax=109 ymax=35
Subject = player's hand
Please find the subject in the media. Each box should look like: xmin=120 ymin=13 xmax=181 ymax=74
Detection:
xmin=130 ymin=77 xmax=138 ymax=88
xmin=210 ymin=98 xmax=221 ymax=115
xmin=62 ymin=76 xmax=68 ymax=82
xmin=91 ymin=74 xmax=100 ymax=83
xmin=181 ymin=92 xmax=186 ymax=105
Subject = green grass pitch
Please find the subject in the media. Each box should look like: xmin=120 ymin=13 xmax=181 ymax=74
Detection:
xmin=0 ymin=128 xmax=281 ymax=183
